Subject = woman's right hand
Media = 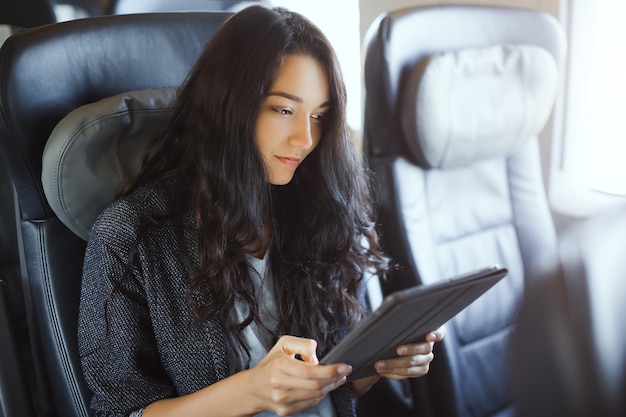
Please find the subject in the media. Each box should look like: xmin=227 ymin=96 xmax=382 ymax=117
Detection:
xmin=142 ymin=335 xmax=351 ymax=417
xmin=245 ymin=335 xmax=352 ymax=416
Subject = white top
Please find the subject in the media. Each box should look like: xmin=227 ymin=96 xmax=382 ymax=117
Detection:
xmin=232 ymin=253 xmax=337 ymax=417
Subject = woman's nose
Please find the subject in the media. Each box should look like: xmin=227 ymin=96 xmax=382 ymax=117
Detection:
xmin=289 ymin=115 xmax=315 ymax=149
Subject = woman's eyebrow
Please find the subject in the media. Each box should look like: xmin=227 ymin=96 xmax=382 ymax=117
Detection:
xmin=268 ymin=91 xmax=331 ymax=108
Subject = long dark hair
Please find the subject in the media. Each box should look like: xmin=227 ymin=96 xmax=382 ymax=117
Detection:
xmin=125 ymin=5 xmax=389 ymax=366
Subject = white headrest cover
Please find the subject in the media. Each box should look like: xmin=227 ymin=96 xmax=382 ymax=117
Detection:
xmin=42 ymin=87 xmax=177 ymax=240
xmin=401 ymin=44 xmax=558 ymax=168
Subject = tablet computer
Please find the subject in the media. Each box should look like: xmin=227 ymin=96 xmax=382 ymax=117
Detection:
xmin=320 ymin=265 xmax=508 ymax=380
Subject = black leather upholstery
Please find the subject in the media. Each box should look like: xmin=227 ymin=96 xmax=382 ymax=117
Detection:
xmin=0 ymin=12 xmax=230 ymax=416
xmin=108 ymin=0 xmax=260 ymax=14
xmin=0 ymin=0 xmax=56 ymax=27
xmin=1 ymin=18 xmax=33 ymax=417
xmin=0 ymin=150 xmax=34 ymax=417
xmin=0 ymin=170 xmax=19 ymax=312
xmin=0 ymin=276 xmax=35 ymax=417
xmin=512 ymin=205 xmax=626 ymax=417
xmin=43 ymin=87 xmax=177 ymax=240
xmin=360 ymin=5 xmax=565 ymax=417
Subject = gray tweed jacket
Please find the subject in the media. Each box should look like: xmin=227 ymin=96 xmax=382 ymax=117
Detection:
xmin=78 ymin=181 xmax=356 ymax=417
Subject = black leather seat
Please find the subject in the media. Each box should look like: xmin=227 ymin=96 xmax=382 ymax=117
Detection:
xmin=0 ymin=155 xmax=35 ymax=417
xmin=107 ymin=0 xmax=260 ymax=14
xmin=512 ymin=204 xmax=626 ymax=417
xmin=359 ymin=5 xmax=566 ymax=417
xmin=0 ymin=0 xmax=56 ymax=28
xmin=0 ymin=1 xmax=56 ymax=414
xmin=0 ymin=12 xmax=230 ymax=417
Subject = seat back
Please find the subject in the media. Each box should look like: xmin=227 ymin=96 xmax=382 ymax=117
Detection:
xmin=512 ymin=205 xmax=626 ymax=417
xmin=1 ymin=21 xmax=36 ymax=417
xmin=0 ymin=0 xmax=56 ymax=27
xmin=108 ymin=0 xmax=260 ymax=14
xmin=0 ymin=12 xmax=230 ymax=416
xmin=0 ymin=274 xmax=35 ymax=417
xmin=361 ymin=5 xmax=565 ymax=417
xmin=0 ymin=148 xmax=34 ymax=417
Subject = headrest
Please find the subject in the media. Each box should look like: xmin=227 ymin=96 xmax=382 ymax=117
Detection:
xmin=0 ymin=25 xmax=13 ymax=44
xmin=401 ymin=44 xmax=558 ymax=169
xmin=42 ymin=87 xmax=177 ymax=240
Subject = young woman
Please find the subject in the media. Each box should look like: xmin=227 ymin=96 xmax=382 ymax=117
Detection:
xmin=78 ymin=5 xmax=443 ymax=417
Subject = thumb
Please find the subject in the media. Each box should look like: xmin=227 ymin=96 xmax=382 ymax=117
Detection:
xmin=278 ymin=335 xmax=319 ymax=364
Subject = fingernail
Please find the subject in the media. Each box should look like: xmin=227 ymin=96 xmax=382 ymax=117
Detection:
xmin=338 ymin=364 xmax=352 ymax=375
xmin=375 ymin=361 xmax=386 ymax=372
xmin=398 ymin=346 xmax=409 ymax=355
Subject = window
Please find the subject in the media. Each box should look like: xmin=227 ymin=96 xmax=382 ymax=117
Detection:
xmin=268 ymin=0 xmax=362 ymax=132
xmin=550 ymin=0 xmax=626 ymax=217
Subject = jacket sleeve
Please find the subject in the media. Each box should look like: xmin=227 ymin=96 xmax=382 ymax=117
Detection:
xmin=78 ymin=206 xmax=176 ymax=417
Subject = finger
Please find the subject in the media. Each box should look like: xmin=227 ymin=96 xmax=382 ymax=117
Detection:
xmin=375 ymin=352 xmax=434 ymax=379
xmin=282 ymin=357 xmax=352 ymax=383
xmin=264 ymin=351 xmax=351 ymax=389
xmin=379 ymin=352 xmax=434 ymax=372
xmin=396 ymin=341 xmax=434 ymax=356
xmin=425 ymin=326 xmax=446 ymax=342
xmin=263 ymin=367 xmax=349 ymax=411
xmin=268 ymin=372 xmax=349 ymax=400
xmin=253 ymin=339 xmax=350 ymax=415
xmin=276 ymin=335 xmax=319 ymax=364
xmin=380 ymin=362 xmax=432 ymax=380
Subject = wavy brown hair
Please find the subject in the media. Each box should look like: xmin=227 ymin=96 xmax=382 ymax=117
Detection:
xmin=123 ymin=5 xmax=389 ymax=367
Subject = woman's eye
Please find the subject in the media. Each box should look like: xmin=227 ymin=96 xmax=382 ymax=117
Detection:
xmin=273 ymin=107 xmax=292 ymax=116
xmin=311 ymin=113 xmax=326 ymax=123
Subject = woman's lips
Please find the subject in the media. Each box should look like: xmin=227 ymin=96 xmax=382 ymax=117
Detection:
xmin=276 ymin=156 xmax=300 ymax=168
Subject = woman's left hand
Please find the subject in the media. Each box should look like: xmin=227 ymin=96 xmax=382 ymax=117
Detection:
xmin=374 ymin=327 xmax=446 ymax=380
xmin=351 ymin=327 xmax=446 ymax=396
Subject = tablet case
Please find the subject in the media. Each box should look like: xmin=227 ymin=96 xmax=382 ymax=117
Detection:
xmin=321 ymin=265 xmax=508 ymax=380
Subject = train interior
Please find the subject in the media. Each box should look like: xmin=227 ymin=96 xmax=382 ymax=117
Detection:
xmin=1 ymin=1 xmax=624 ymax=416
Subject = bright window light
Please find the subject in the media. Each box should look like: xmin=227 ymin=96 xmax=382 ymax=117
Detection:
xmin=267 ymin=0 xmax=362 ymax=132
xmin=579 ymin=2 xmax=626 ymax=196
xmin=550 ymin=0 xmax=626 ymax=216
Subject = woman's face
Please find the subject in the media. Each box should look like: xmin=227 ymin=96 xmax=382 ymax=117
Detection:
xmin=255 ymin=54 xmax=330 ymax=185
